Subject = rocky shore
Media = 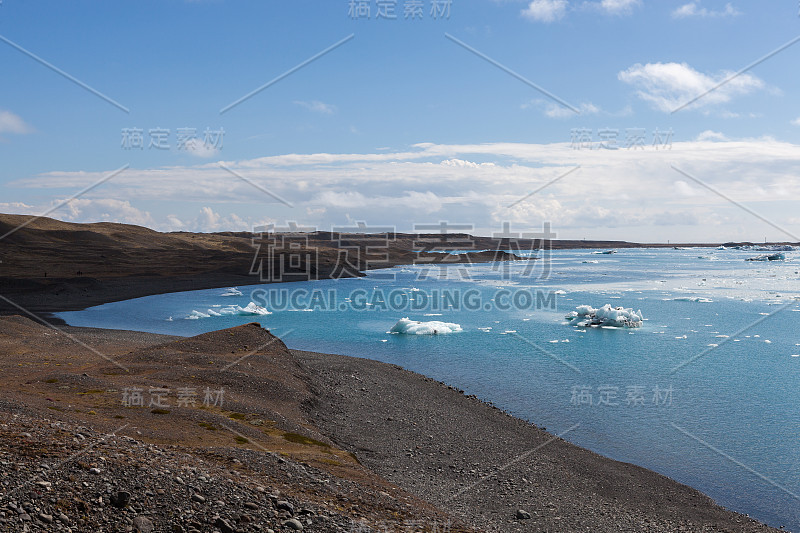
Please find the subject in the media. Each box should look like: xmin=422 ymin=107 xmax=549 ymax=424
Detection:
xmin=0 ymin=316 xmax=779 ymax=532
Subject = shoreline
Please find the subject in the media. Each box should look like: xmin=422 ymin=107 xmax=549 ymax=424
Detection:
xmin=0 ymin=316 xmax=779 ymax=531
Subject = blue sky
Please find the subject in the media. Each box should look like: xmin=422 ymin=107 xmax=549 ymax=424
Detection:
xmin=1 ymin=0 xmax=799 ymax=242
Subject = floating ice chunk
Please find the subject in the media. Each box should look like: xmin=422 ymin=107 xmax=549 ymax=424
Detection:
xmin=746 ymin=253 xmax=785 ymax=262
xmin=389 ymin=317 xmax=462 ymax=335
xmin=188 ymin=302 xmax=270 ymax=319
xmin=765 ymin=340 xmax=772 ymax=344
xmin=675 ymin=335 xmax=688 ymax=339
xmin=186 ymin=310 xmax=210 ymax=320
xmin=424 ymin=313 xmax=443 ymax=316
xmin=565 ymin=304 xmax=644 ymax=328
xmin=554 ymin=290 xmax=567 ymax=295
xmin=221 ymin=287 xmax=243 ymax=297
xmin=673 ymin=297 xmax=713 ymax=303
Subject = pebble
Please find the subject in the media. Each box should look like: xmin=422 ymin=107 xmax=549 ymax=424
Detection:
xmin=516 ymin=509 xmax=531 ymax=520
xmin=190 ymin=493 xmax=206 ymax=504
xmin=283 ymin=518 xmax=304 ymax=530
xmin=133 ymin=516 xmax=154 ymax=533
xmin=276 ymin=500 xmax=294 ymax=514
xmin=111 ymin=491 xmax=132 ymax=508
xmin=38 ymin=513 xmax=53 ymax=523
xmin=214 ymin=517 xmax=235 ymax=533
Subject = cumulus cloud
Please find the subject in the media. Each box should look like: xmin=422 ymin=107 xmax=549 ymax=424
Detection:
xmin=672 ymin=2 xmax=740 ymax=18
xmin=294 ymin=100 xmax=337 ymax=114
xmin=696 ymin=130 xmax=727 ymax=142
xmin=57 ymin=199 xmax=156 ymax=227
xmin=618 ymin=62 xmax=764 ymax=112
xmin=521 ymin=0 xmax=567 ymax=22
xmin=589 ymin=0 xmax=641 ymax=15
xmin=792 ymin=117 xmax=800 ymax=126
xmin=0 ymin=110 xmax=33 ymax=136
xmin=182 ymin=138 xmax=219 ymax=158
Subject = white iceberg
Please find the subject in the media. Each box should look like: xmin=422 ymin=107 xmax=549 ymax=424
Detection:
xmin=565 ymin=304 xmax=644 ymax=328
xmin=185 ymin=302 xmax=270 ymax=319
xmin=389 ymin=317 xmax=462 ymax=335
xmin=746 ymin=253 xmax=785 ymax=262
xmin=673 ymin=296 xmax=713 ymax=303
xmin=221 ymin=287 xmax=244 ymax=297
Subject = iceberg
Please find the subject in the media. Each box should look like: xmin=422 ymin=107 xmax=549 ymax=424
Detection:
xmin=185 ymin=302 xmax=270 ymax=319
xmin=673 ymin=296 xmax=713 ymax=303
xmin=745 ymin=253 xmax=785 ymax=262
xmin=221 ymin=287 xmax=244 ymax=297
xmin=389 ymin=317 xmax=462 ymax=335
xmin=565 ymin=304 xmax=644 ymax=328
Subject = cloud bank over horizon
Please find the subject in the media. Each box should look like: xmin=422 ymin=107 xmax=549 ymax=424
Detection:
xmin=5 ymin=137 xmax=800 ymax=243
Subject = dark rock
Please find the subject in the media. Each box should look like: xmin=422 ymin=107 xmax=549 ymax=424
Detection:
xmin=276 ymin=500 xmax=294 ymax=514
xmin=516 ymin=509 xmax=531 ymax=520
xmin=111 ymin=490 xmax=132 ymax=508
xmin=215 ymin=516 xmax=235 ymax=533
xmin=133 ymin=515 xmax=154 ymax=533
xmin=283 ymin=518 xmax=303 ymax=531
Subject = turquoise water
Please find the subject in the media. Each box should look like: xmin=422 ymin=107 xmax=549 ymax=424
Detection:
xmin=58 ymin=248 xmax=800 ymax=530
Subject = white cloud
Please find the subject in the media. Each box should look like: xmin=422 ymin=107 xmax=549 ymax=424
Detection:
xmin=294 ymin=100 xmax=337 ymax=114
xmin=618 ymin=62 xmax=764 ymax=112
xmin=521 ymin=0 xmax=567 ymax=22
xmin=696 ymin=130 xmax=727 ymax=142
xmin=672 ymin=2 xmax=740 ymax=18
xmin=0 ymin=110 xmax=33 ymax=135
xmin=182 ymin=138 xmax=219 ymax=158
xmin=57 ymin=199 xmax=156 ymax=227
xmin=593 ymin=0 xmax=641 ymax=15
xmin=792 ymin=117 xmax=800 ymax=126
xmin=9 ymin=138 xmax=800 ymax=241
xmin=546 ymin=102 xmax=600 ymax=118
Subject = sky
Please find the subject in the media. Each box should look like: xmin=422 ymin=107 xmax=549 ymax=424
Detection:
xmin=1 ymin=0 xmax=800 ymax=242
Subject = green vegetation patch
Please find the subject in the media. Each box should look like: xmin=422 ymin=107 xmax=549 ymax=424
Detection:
xmin=282 ymin=432 xmax=330 ymax=448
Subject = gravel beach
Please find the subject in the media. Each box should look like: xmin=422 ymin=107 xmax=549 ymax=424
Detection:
xmin=0 ymin=315 xmax=779 ymax=532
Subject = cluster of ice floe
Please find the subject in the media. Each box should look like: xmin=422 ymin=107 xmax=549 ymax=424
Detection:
xmin=565 ymin=304 xmax=644 ymax=328
xmin=389 ymin=317 xmax=462 ymax=335
xmin=186 ymin=302 xmax=270 ymax=320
